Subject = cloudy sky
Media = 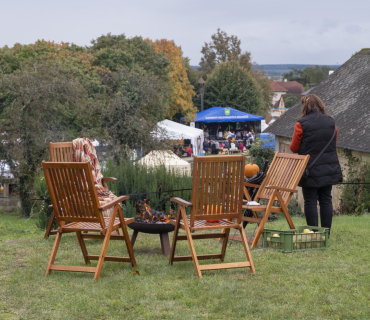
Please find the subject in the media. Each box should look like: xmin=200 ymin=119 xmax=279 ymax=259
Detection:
xmin=1 ymin=0 xmax=369 ymax=66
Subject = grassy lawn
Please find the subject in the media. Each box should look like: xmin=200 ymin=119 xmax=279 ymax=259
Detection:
xmin=1 ymin=210 xmax=369 ymax=319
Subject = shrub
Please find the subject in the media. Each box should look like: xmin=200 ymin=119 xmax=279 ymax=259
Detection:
xmin=337 ymin=149 xmax=370 ymax=215
xmin=249 ymin=137 xmax=275 ymax=170
xmin=34 ymin=174 xmax=53 ymax=229
xmin=101 ymin=158 xmax=193 ymax=217
xmin=287 ymin=195 xmax=304 ymax=217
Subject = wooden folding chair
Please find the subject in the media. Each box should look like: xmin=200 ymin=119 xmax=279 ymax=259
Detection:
xmin=44 ymin=142 xmax=118 ymax=238
xmin=169 ymin=155 xmax=255 ymax=278
xmin=42 ymin=161 xmax=136 ymax=280
xmin=242 ymin=152 xmax=310 ymax=248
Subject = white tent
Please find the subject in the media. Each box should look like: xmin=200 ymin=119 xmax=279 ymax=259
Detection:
xmin=156 ymin=119 xmax=204 ymax=156
xmin=137 ymin=150 xmax=191 ymax=176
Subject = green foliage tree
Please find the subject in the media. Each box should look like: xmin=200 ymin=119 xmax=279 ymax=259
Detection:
xmin=284 ymin=96 xmax=299 ymax=109
xmin=0 ymin=58 xmax=101 ymax=216
xmin=183 ymin=57 xmax=201 ymax=111
xmin=283 ymin=65 xmax=334 ymax=87
xmin=89 ymin=33 xmax=170 ymax=78
xmin=199 ymin=29 xmax=272 ymax=114
xmin=0 ymin=36 xmax=175 ymax=216
xmin=199 ymin=29 xmax=252 ymax=77
xmin=101 ymin=67 xmax=171 ymax=162
xmin=204 ymin=61 xmax=266 ymax=115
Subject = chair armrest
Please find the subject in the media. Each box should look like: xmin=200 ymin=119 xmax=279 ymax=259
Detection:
xmin=244 ymin=183 xmax=260 ymax=188
xmin=98 ymin=195 xmax=129 ymax=211
xmin=102 ymin=177 xmax=117 ymax=182
xmin=265 ymin=185 xmax=298 ymax=193
xmin=170 ymin=197 xmax=193 ymax=207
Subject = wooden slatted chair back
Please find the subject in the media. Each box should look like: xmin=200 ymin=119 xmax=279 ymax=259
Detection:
xmin=255 ymin=152 xmax=309 ymax=203
xmin=49 ymin=142 xmax=74 ymax=162
xmin=190 ymin=155 xmax=245 ymax=226
xmin=42 ymin=162 xmax=105 ymax=228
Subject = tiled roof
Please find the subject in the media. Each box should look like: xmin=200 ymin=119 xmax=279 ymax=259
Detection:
xmin=264 ymin=49 xmax=370 ymax=153
xmin=276 ymin=81 xmax=305 ymax=94
xmin=270 ymin=82 xmax=288 ymax=92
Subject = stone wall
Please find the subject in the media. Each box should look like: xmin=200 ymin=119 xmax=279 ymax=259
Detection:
xmin=275 ymin=135 xmax=370 ymax=210
xmin=0 ymin=178 xmax=21 ymax=211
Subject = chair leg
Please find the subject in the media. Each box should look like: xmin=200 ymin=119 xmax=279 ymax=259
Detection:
xmin=181 ymin=208 xmax=202 ymax=278
xmin=220 ymin=228 xmax=230 ymax=262
xmin=45 ymin=231 xmax=62 ymax=276
xmin=44 ymin=211 xmax=56 ymax=239
xmin=76 ymin=231 xmax=90 ymax=265
xmin=239 ymin=227 xmax=256 ymax=273
xmin=94 ymin=211 xmax=116 ymax=280
xmin=251 ymin=192 xmax=277 ymax=248
xmin=117 ymin=206 xmax=137 ymax=268
xmin=276 ymin=191 xmax=295 ymax=229
xmin=169 ymin=207 xmax=181 ymax=265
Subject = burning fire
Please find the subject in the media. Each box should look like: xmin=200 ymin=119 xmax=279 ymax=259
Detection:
xmin=136 ymin=199 xmax=172 ymax=223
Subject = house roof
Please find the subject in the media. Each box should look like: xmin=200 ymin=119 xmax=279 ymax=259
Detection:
xmin=270 ymin=82 xmax=288 ymax=92
xmin=264 ymin=49 xmax=370 ymax=153
xmin=276 ymin=81 xmax=305 ymax=94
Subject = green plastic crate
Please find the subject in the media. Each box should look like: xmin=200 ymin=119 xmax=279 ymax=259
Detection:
xmin=263 ymin=225 xmax=329 ymax=253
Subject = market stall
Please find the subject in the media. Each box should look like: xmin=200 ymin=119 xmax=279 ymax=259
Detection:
xmin=182 ymin=107 xmax=264 ymax=141
xmin=156 ymin=119 xmax=204 ymax=156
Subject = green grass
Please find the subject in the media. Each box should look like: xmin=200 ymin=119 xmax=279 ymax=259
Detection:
xmin=1 ymin=210 xmax=369 ymax=319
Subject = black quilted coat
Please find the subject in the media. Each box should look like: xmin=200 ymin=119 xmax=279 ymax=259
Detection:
xmin=297 ymin=110 xmax=342 ymax=188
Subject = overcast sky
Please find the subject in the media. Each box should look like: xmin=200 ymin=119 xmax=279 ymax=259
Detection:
xmin=1 ymin=0 xmax=369 ymax=66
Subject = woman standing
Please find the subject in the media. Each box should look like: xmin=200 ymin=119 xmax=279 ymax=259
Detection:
xmin=290 ymin=95 xmax=342 ymax=235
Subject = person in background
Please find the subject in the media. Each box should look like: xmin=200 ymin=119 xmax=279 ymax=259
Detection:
xmin=211 ymin=141 xmax=216 ymax=154
xmin=230 ymin=141 xmax=236 ymax=150
xmin=224 ymin=138 xmax=231 ymax=149
xmin=238 ymin=141 xmax=244 ymax=153
xmin=217 ymin=125 xmax=223 ymax=139
xmin=290 ymin=94 xmax=342 ymax=235
xmin=203 ymin=139 xmax=210 ymax=154
xmin=187 ymin=144 xmax=193 ymax=157
xmin=215 ymin=140 xmax=220 ymax=154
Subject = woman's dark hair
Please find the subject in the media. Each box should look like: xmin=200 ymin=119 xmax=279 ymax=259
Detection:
xmin=299 ymin=94 xmax=330 ymax=119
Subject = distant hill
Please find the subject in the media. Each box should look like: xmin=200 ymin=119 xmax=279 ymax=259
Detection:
xmin=252 ymin=64 xmax=341 ymax=77
xmin=191 ymin=64 xmax=341 ymax=77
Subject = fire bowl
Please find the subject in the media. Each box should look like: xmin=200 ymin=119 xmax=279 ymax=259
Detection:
xmin=128 ymin=218 xmax=175 ymax=234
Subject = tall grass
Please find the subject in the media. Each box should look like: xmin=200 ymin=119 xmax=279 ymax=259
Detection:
xmin=102 ymin=158 xmax=193 ymax=217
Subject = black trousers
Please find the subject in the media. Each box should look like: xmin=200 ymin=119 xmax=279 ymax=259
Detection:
xmin=302 ymin=185 xmax=333 ymax=232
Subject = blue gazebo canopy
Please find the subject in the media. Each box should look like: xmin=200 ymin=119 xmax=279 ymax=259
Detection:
xmin=192 ymin=107 xmax=264 ymax=123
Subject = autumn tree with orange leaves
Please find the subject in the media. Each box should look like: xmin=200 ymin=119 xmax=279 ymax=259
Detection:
xmin=146 ymin=39 xmax=197 ymax=119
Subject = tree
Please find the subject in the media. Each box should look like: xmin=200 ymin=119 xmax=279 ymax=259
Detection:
xmin=199 ymin=29 xmax=272 ymax=113
xmin=284 ymin=96 xmax=300 ymax=109
xmin=183 ymin=57 xmax=201 ymax=111
xmin=283 ymin=65 xmax=335 ymax=87
xmin=204 ymin=61 xmax=264 ymax=115
xmin=146 ymin=39 xmax=197 ymax=119
xmin=0 ymin=58 xmax=101 ymax=216
xmin=89 ymin=33 xmax=170 ymax=79
xmin=0 ymin=38 xmax=172 ymax=216
xmin=199 ymin=28 xmax=252 ymax=78
xmin=101 ymin=67 xmax=171 ymax=162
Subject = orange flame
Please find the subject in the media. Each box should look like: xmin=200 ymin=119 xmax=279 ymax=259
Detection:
xmin=136 ymin=199 xmax=171 ymax=223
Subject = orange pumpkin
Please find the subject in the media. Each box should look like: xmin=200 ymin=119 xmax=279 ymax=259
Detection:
xmin=244 ymin=163 xmax=259 ymax=178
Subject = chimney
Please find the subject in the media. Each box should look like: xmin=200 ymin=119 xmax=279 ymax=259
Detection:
xmin=329 ymin=70 xmax=334 ymax=75
xmin=284 ymin=79 xmax=287 ymax=82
